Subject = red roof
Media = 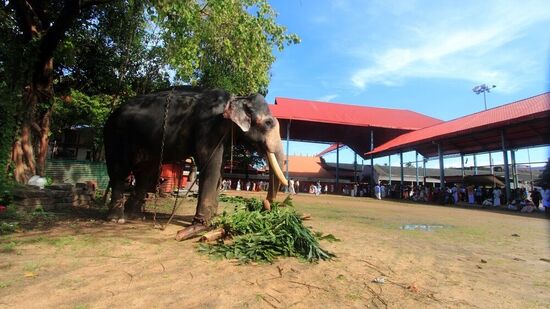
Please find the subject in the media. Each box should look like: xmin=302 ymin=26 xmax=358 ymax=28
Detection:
xmin=271 ymin=97 xmax=442 ymax=130
xmin=316 ymin=143 xmax=344 ymax=157
xmin=367 ymin=92 xmax=550 ymax=157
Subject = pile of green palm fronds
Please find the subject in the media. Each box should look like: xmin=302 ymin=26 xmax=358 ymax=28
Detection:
xmin=198 ymin=196 xmax=338 ymax=263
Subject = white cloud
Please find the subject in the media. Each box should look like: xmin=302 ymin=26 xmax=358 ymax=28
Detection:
xmin=316 ymin=94 xmax=338 ymax=102
xmin=349 ymin=0 xmax=550 ymax=93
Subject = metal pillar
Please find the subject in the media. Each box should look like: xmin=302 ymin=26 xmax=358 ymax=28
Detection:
xmin=399 ymin=152 xmax=404 ymax=198
xmin=353 ymin=153 xmax=358 ymax=183
xmin=511 ymin=149 xmax=518 ymax=189
xmin=370 ymin=130 xmax=374 ymax=187
xmin=489 ymin=152 xmax=494 ymax=175
xmin=423 ymin=157 xmax=427 ymax=185
xmin=501 ymin=131 xmax=511 ymax=202
xmin=336 ymin=142 xmax=340 ymax=191
xmin=460 ymin=154 xmax=465 ymax=177
xmin=415 ymin=151 xmax=419 ymax=186
xmin=285 ymin=121 xmax=291 ymax=192
xmin=388 ymin=155 xmax=392 ymax=185
xmin=438 ymin=143 xmax=445 ymax=188
xmin=473 ymin=154 xmax=478 ymax=175
xmin=528 ymin=148 xmax=533 ymax=190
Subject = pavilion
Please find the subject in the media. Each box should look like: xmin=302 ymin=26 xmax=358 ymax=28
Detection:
xmin=270 ymin=92 xmax=550 ymax=200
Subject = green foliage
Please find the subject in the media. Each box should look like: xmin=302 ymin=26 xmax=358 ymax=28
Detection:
xmin=0 ymin=90 xmax=17 ymax=190
xmin=0 ymin=223 xmax=18 ymax=236
xmin=200 ymin=196 xmax=336 ymax=263
xmin=56 ymin=0 xmax=171 ymax=97
xmin=0 ymin=204 xmax=19 ymax=221
xmin=51 ymin=90 xmax=114 ymax=161
xmin=153 ymin=0 xmax=300 ymax=94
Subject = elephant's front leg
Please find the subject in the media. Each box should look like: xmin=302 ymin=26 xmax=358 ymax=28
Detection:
xmin=175 ymin=146 xmax=223 ymax=241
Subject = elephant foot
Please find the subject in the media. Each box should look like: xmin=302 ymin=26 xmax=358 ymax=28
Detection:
xmin=175 ymin=224 xmax=210 ymax=241
xmin=107 ymin=208 xmax=126 ymax=224
xmin=126 ymin=211 xmax=144 ymax=221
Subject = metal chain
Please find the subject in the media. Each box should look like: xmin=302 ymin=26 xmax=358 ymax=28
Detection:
xmin=153 ymin=87 xmax=175 ymax=227
xmin=151 ymin=92 xmax=231 ymax=230
xmin=162 ymin=130 xmax=229 ymax=229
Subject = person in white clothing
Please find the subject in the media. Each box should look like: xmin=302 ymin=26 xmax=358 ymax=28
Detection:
xmin=452 ymin=185 xmax=458 ymax=204
xmin=289 ymin=178 xmax=296 ymax=194
xmin=492 ymin=187 xmax=502 ymax=207
xmin=374 ymin=183 xmax=381 ymax=200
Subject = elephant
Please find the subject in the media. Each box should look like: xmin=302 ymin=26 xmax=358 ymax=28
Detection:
xmin=103 ymin=87 xmax=288 ymax=240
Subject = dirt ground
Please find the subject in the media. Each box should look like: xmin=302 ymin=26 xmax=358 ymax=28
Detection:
xmin=1 ymin=191 xmax=549 ymax=309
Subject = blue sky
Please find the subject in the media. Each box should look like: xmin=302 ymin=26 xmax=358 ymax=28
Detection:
xmin=264 ymin=0 xmax=550 ymax=168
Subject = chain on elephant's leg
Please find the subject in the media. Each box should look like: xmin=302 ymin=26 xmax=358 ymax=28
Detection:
xmin=108 ymin=196 xmax=126 ymax=224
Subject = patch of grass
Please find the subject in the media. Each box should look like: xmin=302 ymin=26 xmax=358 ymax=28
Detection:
xmin=119 ymin=237 xmax=133 ymax=245
xmin=46 ymin=236 xmax=76 ymax=248
xmin=0 ymin=281 xmax=10 ymax=288
xmin=1 ymin=241 xmax=18 ymax=253
xmin=345 ymin=291 xmax=363 ymax=301
xmin=73 ymin=304 xmax=89 ymax=309
xmin=22 ymin=261 xmax=41 ymax=273
xmin=0 ymin=222 xmax=18 ymax=235
xmin=533 ymin=281 xmax=550 ymax=289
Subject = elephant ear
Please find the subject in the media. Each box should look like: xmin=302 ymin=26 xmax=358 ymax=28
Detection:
xmin=223 ymin=97 xmax=251 ymax=132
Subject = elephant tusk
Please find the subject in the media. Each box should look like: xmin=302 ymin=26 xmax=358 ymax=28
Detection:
xmin=267 ymin=152 xmax=288 ymax=187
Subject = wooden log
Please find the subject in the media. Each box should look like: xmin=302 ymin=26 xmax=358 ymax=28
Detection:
xmin=199 ymin=228 xmax=226 ymax=242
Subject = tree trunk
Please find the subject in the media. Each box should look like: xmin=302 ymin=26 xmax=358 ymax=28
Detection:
xmin=11 ymin=59 xmax=54 ymax=183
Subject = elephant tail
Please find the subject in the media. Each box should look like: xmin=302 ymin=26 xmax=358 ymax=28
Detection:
xmin=102 ymin=181 xmax=112 ymax=208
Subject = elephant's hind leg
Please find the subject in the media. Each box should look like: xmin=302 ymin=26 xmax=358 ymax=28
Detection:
xmin=125 ymin=164 xmax=158 ymax=219
xmin=108 ymin=179 xmax=126 ymax=223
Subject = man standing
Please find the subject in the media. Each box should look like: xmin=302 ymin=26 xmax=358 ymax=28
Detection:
xmin=374 ymin=183 xmax=381 ymax=200
xmin=531 ymin=188 xmax=541 ymax=209
xmin=542 ymin=186 xmax=550 ymax=218
xmin=289 ymin=178 xmax=296 ymax=195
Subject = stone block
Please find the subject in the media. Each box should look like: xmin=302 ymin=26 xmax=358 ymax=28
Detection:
xmin=12 ymin=187 xmax=48 ymax=199
xmin=45 ymin=183 xmax=74 ymax=191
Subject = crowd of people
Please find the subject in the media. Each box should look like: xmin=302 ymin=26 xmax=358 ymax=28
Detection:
xmin=373 ymin=182 xmax=549 ymax=215
xmin=219 ymin=177 xmax=550 ymax=217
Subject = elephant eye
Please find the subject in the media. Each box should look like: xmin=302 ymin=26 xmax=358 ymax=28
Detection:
xmin=264 ymin=117 xmax=274 ymax=129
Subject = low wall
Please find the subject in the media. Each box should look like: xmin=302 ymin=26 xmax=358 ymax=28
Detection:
xmin=12 ymin=183 xmax=96 ymax=212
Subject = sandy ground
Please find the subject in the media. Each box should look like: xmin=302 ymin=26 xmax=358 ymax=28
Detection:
xmin=1 ymin=191 xmax=549 ymax=309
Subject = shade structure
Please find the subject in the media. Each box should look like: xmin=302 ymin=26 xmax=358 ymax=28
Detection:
xmin=463 ymin=175 xmax=506 ymax=187
xmin=269 ymin=97 xmax=442 ymax=159
xmin=367 ymin=92 xmax=550 ymax=158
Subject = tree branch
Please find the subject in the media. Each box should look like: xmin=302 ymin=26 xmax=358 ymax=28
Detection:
xmin=12 ymin=0 xmax=37 ymax=41
xmin=36 ymin=0 xmax=109 ymax=68
xmin=81 ymin=0 xmax=111 ymax=8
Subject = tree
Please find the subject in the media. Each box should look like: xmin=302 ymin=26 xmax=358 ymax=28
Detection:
xmin=1 ymin=0 xmax=110 ymax=183
xmin=50 ymin=0 xmax=171 ymax=162
xmin=152 ymin=0 xmax=299 ymax=94
xmin=1 ymin=0 xmax=299 ymax=184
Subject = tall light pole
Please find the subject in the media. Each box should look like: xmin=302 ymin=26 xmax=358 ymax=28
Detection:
xmin=473 ymin=84 xmax=496 ymax=175
xmin=473 ymin=84 xmax=496 ymax=110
